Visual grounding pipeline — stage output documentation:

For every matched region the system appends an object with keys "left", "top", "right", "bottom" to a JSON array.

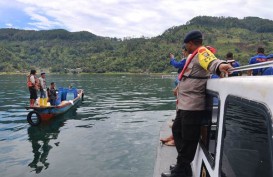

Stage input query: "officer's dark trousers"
[{"left": 172, "top": 110, "right": 204, "bottom": 165}]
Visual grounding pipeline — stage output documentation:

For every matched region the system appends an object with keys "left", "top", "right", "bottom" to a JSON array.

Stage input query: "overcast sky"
[{"left": 1, "top": 0, "right": 273, "bottom": 38}]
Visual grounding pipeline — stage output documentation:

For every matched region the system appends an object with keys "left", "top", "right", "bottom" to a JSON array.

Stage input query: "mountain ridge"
[{"left": 0, "top": 16, "right": 273, "bottom": 73}]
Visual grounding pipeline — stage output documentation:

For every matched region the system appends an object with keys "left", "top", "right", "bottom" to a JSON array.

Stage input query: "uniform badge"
[{"left": 198, "top": 47, "right": 217, "bottom": 70}]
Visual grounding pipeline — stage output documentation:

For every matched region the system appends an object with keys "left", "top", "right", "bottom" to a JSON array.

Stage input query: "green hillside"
[{"left": 0, "top": 16, "right": 273, "bottom": 73}]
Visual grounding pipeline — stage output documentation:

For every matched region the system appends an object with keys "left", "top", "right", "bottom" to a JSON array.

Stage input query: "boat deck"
[{"left": 153, "top": 119, "right": 177, "bottom": 177}]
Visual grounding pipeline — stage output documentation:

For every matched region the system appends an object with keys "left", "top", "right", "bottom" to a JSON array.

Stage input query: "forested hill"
[{"left": 1, "top": 16, "right": 273, "bottom": 73}]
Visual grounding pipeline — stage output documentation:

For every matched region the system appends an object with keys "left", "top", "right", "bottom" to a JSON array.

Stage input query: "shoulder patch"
[{"left": 198, "top": 47, "right": 217, "bottom": 70}]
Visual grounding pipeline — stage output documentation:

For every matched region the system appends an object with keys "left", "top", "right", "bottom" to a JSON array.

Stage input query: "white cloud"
[
  {"left": 24, "top": 7, "right": 62, "bottom": 29},
  {"left": 6, "top": 0, "right": 273, "bottom": 38},
  {"left": 5, "top": 23, "right": 13, "bottom": 27}
]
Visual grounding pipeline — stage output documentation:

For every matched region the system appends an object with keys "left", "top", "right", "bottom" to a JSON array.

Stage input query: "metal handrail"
[{"left": 228, "top": 60, "right": 273, "bottom": 72}]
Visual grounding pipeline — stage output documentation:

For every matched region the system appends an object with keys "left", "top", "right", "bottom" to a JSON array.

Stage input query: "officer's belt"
[{"left": 182, "top": 75, "right": 209, "bottom": 79}]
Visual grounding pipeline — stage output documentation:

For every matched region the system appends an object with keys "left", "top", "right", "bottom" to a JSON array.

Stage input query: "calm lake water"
[{"left": 0, "top": 74, "right": 176, "bottom": 177}]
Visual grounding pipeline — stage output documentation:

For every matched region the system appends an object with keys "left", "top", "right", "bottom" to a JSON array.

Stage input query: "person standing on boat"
[
  {"left": 48, "top": 82, "right": 57, "bottom": 106},
  {"left": 169, "top": 44, "right": 188, "bottom": 86},
  {"left": 161, "top": 30, "right": 232, "bottom": 177},
  {"left": 160, "top": 46, "right": 188, "bottom": 147},
  {"left": 170, "top": 45, "right": 188, "bottom": 73},
  {"left": 163, "top": 45, "right": 219, "bottom": 146},
  {"left": 247, "top": 47, "right": 267, "bottom": 76},
  {"left": 39, "top": 72, "right": 47, "bottom": 98},
  {"left": 261, "top": 54, "right": 273, "bottom": 75},
  {"left": 226, "top": 52, "right": 241, "bottom": 76},
  {"left": 27, "top": 70, "right": 38, "bottom": 107}
]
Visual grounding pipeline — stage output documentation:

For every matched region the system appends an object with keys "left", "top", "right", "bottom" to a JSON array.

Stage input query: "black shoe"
[
  {"left": 161, "top": 165, "right": 177, "bottom": 177},
  {"left": 170, "top": 164, "right": 180, "bottom": 174},
  {"left": 161, "top": 171, "right": 189, "bottom": 177},
  {"left": 161, "top": 171, "right": 171, "bottom": 177}
]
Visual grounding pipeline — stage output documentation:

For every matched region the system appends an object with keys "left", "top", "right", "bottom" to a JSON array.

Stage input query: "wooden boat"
[{"left": 26, "top": 89, "right": 84, "bottom": 126}]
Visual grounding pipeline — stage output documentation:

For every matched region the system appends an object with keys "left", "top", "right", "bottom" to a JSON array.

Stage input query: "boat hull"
[{"left": 26, "top": 89, "right": 83, "bottom": 121}]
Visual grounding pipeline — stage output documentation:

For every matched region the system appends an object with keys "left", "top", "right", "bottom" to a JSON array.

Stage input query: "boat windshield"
[{"left": 221, "top": 96, "right": 273, "bottom": 177}]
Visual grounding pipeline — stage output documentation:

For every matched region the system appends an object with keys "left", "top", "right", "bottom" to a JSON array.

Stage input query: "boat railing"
[{"left": 228, "top": 60, "right": 273, "bottom": 72}]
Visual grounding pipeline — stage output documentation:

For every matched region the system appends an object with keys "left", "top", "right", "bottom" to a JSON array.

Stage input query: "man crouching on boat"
[
  {"left": 161, "top": 30, "right": 232, "bottom": 177},
  {"left": 48, "top": 82, "right": 57, "bottom": 106}
]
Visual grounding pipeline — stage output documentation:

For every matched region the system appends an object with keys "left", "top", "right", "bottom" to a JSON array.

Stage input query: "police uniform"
[
  {"left": 262, "top": 67, "right": 273, "bottom": 75},
  {"left": 165, "top": 31, "right": 225, "bottom": 177},
  {"left": 261, "top": 54, "right": 273, "bottom": 75},
  {"left": 248, "top": 54, "right": 267, "bottom": 75}
]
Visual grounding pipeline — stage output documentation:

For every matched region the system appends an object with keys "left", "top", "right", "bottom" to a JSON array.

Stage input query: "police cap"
[{"left": 183, "top": 30, "right": 203, "bottom": 43}]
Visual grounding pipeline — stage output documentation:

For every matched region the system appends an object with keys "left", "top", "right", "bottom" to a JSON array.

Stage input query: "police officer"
[
  {"left": 247, "top": 47, "right": 267, "bottom": 76},
  {"left": 161, "top": 30, "right": 232, "bottom": 177},
  {"left": 226, "top": 52, "right": 241, "bottom": 76}
]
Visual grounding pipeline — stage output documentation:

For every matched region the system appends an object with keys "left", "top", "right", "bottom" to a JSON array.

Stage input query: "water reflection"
[{"left": 27, "top": 108, "right": 77, "bottom": 173}]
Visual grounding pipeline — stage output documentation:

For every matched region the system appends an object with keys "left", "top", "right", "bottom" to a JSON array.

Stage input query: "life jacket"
[
  {"left": 27, "top": 74, "right": 40, "bottom": 89},
  {"left": 27, "top": 75, "right": 34, "bottom": 87}
]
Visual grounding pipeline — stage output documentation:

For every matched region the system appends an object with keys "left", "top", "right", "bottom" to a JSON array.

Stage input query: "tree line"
[{"left": 0, "top": 16, "right": 273, "bottom": 73}]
